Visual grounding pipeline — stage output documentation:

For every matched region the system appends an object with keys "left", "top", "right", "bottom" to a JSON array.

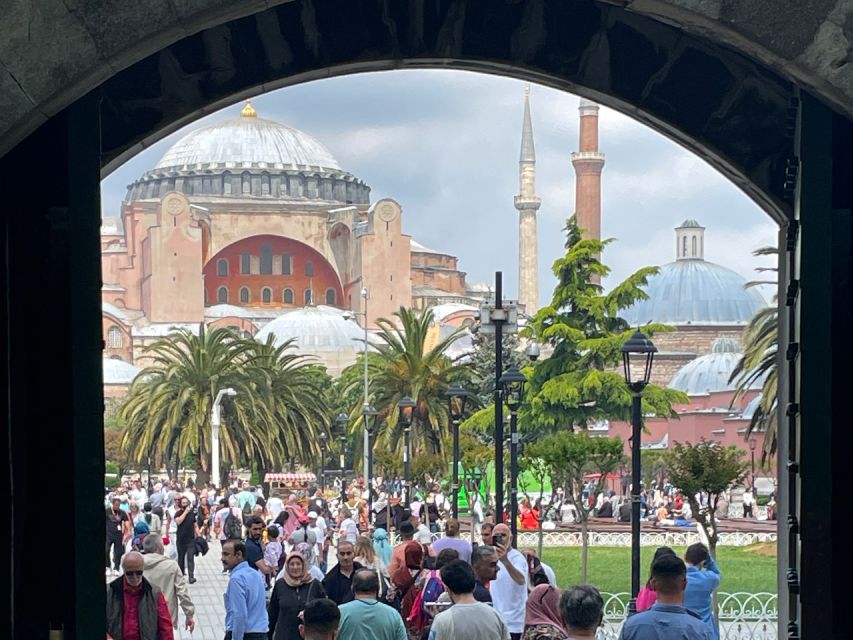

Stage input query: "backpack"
[
  {"left": 223, "top": 508, "right": 243, "bottom": 540},
  {"left": 242, "top": 500, "right": 253, "bottom": 517}
]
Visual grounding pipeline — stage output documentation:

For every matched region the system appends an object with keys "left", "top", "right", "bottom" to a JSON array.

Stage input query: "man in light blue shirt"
[
  {"left": 337, "top": 569, "right": 406, "bottom": 640},
  {"left": 683, "top": 543, "right": 722, "bottom": 640},
  {"left": 221, "top": 539, "right": 269, "bottom": 640},
  {"left": 619, "top": 554, "right": 711, "bottom": 640}
]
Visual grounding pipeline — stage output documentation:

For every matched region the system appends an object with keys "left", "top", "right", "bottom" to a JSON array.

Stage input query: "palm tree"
[
  {"left": 343, "top": 307, "right": 468, "bottom": 465},
  {"left": 729, "top": 247, "right": 778, "bottom": 460}
]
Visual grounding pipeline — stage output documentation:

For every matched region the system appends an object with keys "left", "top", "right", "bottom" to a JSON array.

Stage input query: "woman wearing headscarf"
[
  {"left": 391, "top": 540, "right": 424, "bottom": 623},
  {"left": 268, "top": 550, "right": 327, "bottom": 640},
  {"left": 523, "top": 584, "right": 569, "bottom": 640},
  {"left": 372, "top": 527, "right": 393, "bottom": 567}
]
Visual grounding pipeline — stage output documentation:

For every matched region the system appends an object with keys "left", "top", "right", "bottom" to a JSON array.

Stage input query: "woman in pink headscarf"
[
  {"left": 523, "top": 584, "right": 569, "bottom": 640},
  {"left": 282, "top": 494, "right": 304, "bottom": 538}
]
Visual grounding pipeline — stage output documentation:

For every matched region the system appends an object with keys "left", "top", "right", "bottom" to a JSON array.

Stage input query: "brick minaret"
[
  {"left": 572, "top": 99, "right": 605, "bottom": 241},
  {"left": 515, "top": 86, "right": 541, "bottom": 313}
]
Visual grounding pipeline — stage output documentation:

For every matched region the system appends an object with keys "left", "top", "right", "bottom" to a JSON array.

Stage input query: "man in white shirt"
[
  {"left": 428, "top": 559, "right": 510, "bottom": 640},
  {"left": 266, "top": 493, "right": 284, "bottom": 521},
  {"left": 307, "top": 511, "right": 328, "bottom": 569},
  {"left": 489, "top": 523, "right": 528, "bottom": 640}
]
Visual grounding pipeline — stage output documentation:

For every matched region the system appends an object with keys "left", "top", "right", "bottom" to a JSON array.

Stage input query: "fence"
[
  {"left": 598, "top": 592, "right": 778, "bottom": 640},
  {"left": 514, "top": 530, "right": 776, "bottom": 547}
]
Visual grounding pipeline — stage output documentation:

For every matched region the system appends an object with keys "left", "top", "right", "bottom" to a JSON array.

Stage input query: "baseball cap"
[{"left": 308, "top": 511, "right": 318, "bottom": 519}]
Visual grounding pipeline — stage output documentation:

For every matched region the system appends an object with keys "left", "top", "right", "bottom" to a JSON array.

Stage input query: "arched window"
[
  {"left": 283, "top": 288, "right": 294, "bottom": 304},
  {"left": 262, "top": 287, "right": 272, "bottom": 304},
  {"left": 692, "top": 235, "right": 697, "bottom": 256},
  {"left": 304, "top": 288, "right": 314, "bottom": 305},
  {"left": 107, "top": 326, "right": 123, "bottom": 349},
  {"left": 217, "top": 287, "right": 228, "bottom": 304},
  {"left": 260, "top": 244, "right": 272, "bottom": 275},
  {"left": 305, "top": 261, "right": 314, "bottom": 277},
  {"left": 682, "top": 236, "right": 687, "bottom": 257},
  {"left": 240, "top": 253, "right": 251, "bottom": 275},
  {"left": 281, "top": 253, "right": 292, "bottom": 275},
  {"left": 241, "top": 171, "right": 251, "bottom": 194},
  {"left": 217, "top": 259, "right": 228, "bottom": 276},
  {"left": 223, "top": 171, "right": 232, "bottom": 195},
  {"left": 325, "top": 288, "right": 336, "bottom": 305},
  {"left": 239, "top": 287, "right": 250, "bottom": 304}
]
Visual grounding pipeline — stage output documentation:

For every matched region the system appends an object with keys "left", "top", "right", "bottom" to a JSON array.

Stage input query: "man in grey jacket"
[{"left": 141, "top": 534, "right": 196, "bottom": 633}]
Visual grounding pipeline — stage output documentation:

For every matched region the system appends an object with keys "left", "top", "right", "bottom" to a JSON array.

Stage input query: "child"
[{"left": 263, "top": 525, "right": 283, "bottom": 589}]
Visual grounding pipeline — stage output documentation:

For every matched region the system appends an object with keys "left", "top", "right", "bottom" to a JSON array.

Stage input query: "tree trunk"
[
  {"left": 194, "top": 451, "right": 211, "bottom": 487},
  {"left": 537, "top": 517, "right": 544, "bottom": 559},
  {"left": 581, "top": 518, "right": 589, "bottom": 582}
]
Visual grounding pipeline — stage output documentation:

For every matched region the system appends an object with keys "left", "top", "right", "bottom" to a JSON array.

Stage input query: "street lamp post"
[
  {"left": 398, "top": 396, "right": 416, "bottom": 506},
  {"left": 621, "top": 330, "right": 658, "bottom": 616},
  {"left": 210, "top": 387, "right": 237, "bottom": 489},
  {"left": 364, "top": 404, "right": 378, "bottom": 522},
  {"left": 319, "top": 431, "right": 328, "bottom": 491},
  {"left": 335, "top": 413, "right": 349, "bottom": 503},
  {"left": 749, "top": 438, "right": 757, "bottom": 484},
  {"left": 445, "top": 384, "right": 471, "bottom": 520},
  {"left": 499, "top": 366, "right": 527, "bottom": 546}
]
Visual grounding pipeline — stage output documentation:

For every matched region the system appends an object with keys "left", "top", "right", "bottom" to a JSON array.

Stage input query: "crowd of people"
[{"left": 105, "top": 476, "right": 726, "bottom": 640}]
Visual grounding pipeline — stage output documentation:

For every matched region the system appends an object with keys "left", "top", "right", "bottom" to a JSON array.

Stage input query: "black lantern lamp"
[
  {"left": 620, "top": 329, "right": 657, "bottom": 616},
  {"left": 621, "top": 330, "right": 658, "bottom": 392},
  {"left": 363, "top": 404, "right": 378, "bottom": 519},
  {"left": 318, "top": 431, "right": 328, "bottom": 491},
  {"left": 499, "top": 365, "right": 527, "bottom": 545},
  {"left": 398, "top": 396, "right": 416, "bottom": 505},
  {"left": 445, "top": 384, "right": 470, "bottom": 518}
]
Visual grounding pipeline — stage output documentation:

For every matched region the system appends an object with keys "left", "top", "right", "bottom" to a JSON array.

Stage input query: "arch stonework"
[{"left": 2, "top": 2, "right": 853, "bottom": 639}]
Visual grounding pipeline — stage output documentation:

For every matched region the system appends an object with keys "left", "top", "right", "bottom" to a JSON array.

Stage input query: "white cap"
[{"left": 308, "top": 511, "right": 318, "bottom": 519}]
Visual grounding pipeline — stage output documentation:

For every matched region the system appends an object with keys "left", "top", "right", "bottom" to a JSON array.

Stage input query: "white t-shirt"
[
  {"left": 340, "top": 518, "right": 358, "bottom": 543},
  {"left": 490, "top": 549, "right": 528, "bottom": 633},
  {"left": 267, "top": 496, "right": 284, "bottom": 520},
  {"left": 428, "top": 602, "right": 511, "bottom": 640}
]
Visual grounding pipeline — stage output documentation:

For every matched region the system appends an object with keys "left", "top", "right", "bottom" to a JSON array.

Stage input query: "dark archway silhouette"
[{"left": 2, "top": 2, "right": 852, "bottom": 638}]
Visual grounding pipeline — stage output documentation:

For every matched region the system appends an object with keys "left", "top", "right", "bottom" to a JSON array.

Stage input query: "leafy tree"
[
  {"left": 525, "top": 430, "right": 624, "bottom": 581},
  {"left": 729, "top": 247, "right": 778, "bottom": 461},
  {"left": 525, "top": 216, "right": 687, "bottom": 431},
  {"left": 342, "top": 307, "right": 467, "bottom": 466},
  {"left": 458, "top": 425, "right": 494, "bottom": 508},
  {"left": 664, "top": 439, "right": 747, "bottom": 556},
  {"left": 467, "top": 332, "right": 526, "bottom": 407},
  {"left": 519, "top": 452, "right": 559, "bottom": 558}
]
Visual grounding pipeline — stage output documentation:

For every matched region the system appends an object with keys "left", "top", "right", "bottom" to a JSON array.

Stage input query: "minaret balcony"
[{"left": 514, "top": 195, "right": 541, "bottom": 210}]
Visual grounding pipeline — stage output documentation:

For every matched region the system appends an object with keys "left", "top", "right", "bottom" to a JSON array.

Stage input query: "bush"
[
  {"left": 757, "top": 495, "right": 770, "bottom": 506},
  {"left": 105, "top": 462, "right": 120, "bottom": 488}
]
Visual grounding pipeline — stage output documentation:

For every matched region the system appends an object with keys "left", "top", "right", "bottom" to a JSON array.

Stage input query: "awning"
[{"left": 264, "top": 472, "right": 317, "bottom": 482}]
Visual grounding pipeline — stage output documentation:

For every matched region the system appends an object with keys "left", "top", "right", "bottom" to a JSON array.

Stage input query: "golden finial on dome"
[{"left": 241, "top": 100, "right": 257, "bottom": 118}]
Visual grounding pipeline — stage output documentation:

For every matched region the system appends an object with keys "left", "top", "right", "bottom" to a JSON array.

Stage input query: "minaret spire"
[{"left": 515, "top": 85, "right": 541, "bottom": 313}]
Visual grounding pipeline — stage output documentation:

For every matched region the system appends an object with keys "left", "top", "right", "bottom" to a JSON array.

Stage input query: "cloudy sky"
[{"left": 101, "top": 69, "right": 779, "bottom": 303}]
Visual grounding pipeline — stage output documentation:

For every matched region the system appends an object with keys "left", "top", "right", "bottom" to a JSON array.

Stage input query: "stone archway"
[{"left": 3, "top": 2, "right": 853, "bottom": 638}]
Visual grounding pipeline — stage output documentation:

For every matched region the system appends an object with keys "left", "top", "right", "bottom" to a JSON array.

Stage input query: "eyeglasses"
[{"left": 124, "top": 570, "right": 143, "bottom": 577}]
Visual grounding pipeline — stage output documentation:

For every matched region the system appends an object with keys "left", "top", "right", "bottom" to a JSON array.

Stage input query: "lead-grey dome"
[
  {"left": 103, "top": 357, "right": 141, "bottom": 384},
  {"left": 255, "top": 305, "right": 364, "bottom": 352},
  {"left": 669, "top": 337, "right": 762, "bottom": 394},
  {"left": 155, "top": 103, "right": 341, "bottom": 171}
]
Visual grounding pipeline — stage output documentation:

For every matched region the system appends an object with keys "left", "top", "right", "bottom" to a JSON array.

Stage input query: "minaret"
[
  {"left": 515, "top": 86, "right": 541, "bottom": 313},
  {"left": 571, "top": 99, "right": 605, "bottom": 240}
]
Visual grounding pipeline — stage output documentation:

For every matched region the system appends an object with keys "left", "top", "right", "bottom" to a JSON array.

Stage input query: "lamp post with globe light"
[{"left": 621, "top": 329, "right": 657, "bottom": 615}]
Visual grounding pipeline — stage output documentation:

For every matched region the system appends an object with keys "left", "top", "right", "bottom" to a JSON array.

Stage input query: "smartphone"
[{"left": 492, "top": 533, "right": 505, "bottom": 547}]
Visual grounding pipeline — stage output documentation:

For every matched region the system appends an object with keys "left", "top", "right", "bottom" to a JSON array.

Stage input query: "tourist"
[
  {"left": 388, "top": 521, "right": 416, "bottom": 577},
  {"left": 173, "top": 495, "right": 199, "bottom": 584},
  {"left": 106, "top": 551, "right": 174, "bottom": 640},
  {"left": 289, "top": 513, "right": 319, "bottom": 549},
  {"left": 338, "top": 569, "right": 407, "bottom": 640},
  {"left": 470, "top": 492, "right": 485, "bottom": 541},
  {"left": 471, "top": 544, "right": 500, "bottom": 603},
  {"left": 480, "top": 521, "right": 494, "bottom": 547},
  {"left": 323, "top": 540, "right": 363, "bottom": 605},
  {"left": 618, "top": 555, "right": 711, "bottom": 640},
  {"left": 373, "top": 527, "right": 393, "bottom": 567},
  {"left": 430, "top": 518, "right": 472, "bottom": 563},
  {"left": 742, "top": 485, "right": 755, "bottom": 519},
  {"left": 264, "top": 525, "right": 284, "bottom": 586},
  {"left": 523, "top": 584, "right": 568, "bottom": 640},
  {"left": 300, "top": 598, "right": 341, "bottom": 640},
  {"left": 490, "top": 523, "right": 529, "bottom": 640},
  {"left": 245, "top": 515, "right": 274, "bottom": 577},
  {"left": 221, "top": 539, "right": 269, "bottom": 639},
  {"left": 390, "top": 538, "right": 425, "bottom": 622},
  {"left": 558, "top": 585, "right": 603, "bottom": 640},
  {"left": 106, "top": 497, "right": 131, "bottom": 576},
  {"left": 427, "top": 559, "right": 511, "bottom": 640},
  {"left": 309, "top": 510, "right": 329, "bottom": 569},
  {"left": 338, "top": 507, "right": 359, "bottom": 544},
  {"left": 408, "top": 549, "right": 459, "bottom": 635},
  {"left": 683, "top": 543, "right": 721, "bottom": 640},
  {"left": 142, "top": 502, "right": 162, "bottom": 536},
  {"left": 215, "top": 497, "right": 244, "bottom": 542},
  {"left": 267, "top": 492, "right": 285, "bottom": 522},
  {"left": 522, "top": 547, "right": 556, "bottom": 587},
  {"left": 140, "top": 534, "right": 196, "bottom": 633},
  {"left": 268, "top": 550, "right": 327, "bottom": 640},
  {"left": 636, "top": 546, "right": 677, "bottom": 612}
]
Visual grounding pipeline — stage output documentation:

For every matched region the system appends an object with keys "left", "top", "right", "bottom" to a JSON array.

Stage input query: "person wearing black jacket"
[
  {"left": 269, "top": 551, "right": 327, "bottom": 640},
  {"left": 174, "top": 496, "right": 199, "bottom": 584}
]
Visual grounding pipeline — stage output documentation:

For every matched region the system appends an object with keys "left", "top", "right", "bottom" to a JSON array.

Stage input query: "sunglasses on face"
[{"left": 125, "top": 570, "right": 143, "bottom": 577}]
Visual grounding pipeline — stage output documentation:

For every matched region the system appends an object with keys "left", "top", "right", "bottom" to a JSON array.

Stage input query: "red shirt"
[{"left": 122, "top": 580, "right": 174, "bottom": 640}]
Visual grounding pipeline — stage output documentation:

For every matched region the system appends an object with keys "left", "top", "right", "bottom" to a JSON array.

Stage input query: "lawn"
[{"left": 540, "top": 544, "right": 777, "bottom": 594}]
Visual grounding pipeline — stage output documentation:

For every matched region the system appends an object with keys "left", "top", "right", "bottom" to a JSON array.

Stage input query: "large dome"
[
  {"left": 155, "top": 104, "right": 341, "bottom": 171},
  {"left": 621, "top": 220, "right": 767, "bottom": 326}
]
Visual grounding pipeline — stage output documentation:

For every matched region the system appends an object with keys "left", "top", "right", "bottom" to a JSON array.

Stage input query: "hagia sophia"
[{"left": 101, "top": 91, "right": 772, "bottom": 458}]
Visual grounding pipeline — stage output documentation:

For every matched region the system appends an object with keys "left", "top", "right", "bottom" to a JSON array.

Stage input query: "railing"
[{"left": 597, "top": 592, "right": 778, "bottom": 640}]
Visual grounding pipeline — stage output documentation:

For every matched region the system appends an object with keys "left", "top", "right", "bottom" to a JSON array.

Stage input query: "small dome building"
[
  {"left": 669, "top": 336, "right": 762, "bottom": 395},
  {"left": 620, "top": 220, "right": 768, "bottom": 386}
]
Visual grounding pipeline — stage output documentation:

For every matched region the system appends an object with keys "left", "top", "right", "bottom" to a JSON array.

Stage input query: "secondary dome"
[
  {"left": 255, "top": 305, "right": 366, "bottom": 352},
  {"left": 621, "top": 221, "right": 766, "bottom": 326},
  {"left": 669, "top": 337, "right": 761, "bottom": 394},
  {"left": 155, "top": 102, "right": 341, "bottom": 171},
  {"left": 103, "top": 357, "right": 141, "bottom": 385}
]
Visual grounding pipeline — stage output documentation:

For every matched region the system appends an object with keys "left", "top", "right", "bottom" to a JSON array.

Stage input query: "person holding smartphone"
[{"left": 489, "top": 524, "right": 529, "bottom": 640}]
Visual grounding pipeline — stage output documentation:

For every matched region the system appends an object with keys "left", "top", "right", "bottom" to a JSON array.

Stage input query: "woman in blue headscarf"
[{"left": 372, "top": 527, "right": 392, "bottom": 567}]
